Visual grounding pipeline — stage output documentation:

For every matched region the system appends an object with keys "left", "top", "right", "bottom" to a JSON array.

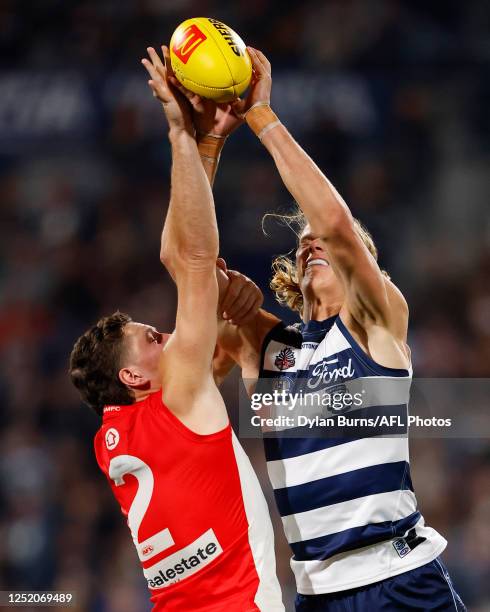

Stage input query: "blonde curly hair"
[{"left": 266, "top": 207, "right": 387, "bottom": 316}]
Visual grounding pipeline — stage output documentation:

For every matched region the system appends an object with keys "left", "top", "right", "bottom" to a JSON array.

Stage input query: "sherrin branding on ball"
[{"left": 170, "top": 17, "right": 252, "bottom": 103}]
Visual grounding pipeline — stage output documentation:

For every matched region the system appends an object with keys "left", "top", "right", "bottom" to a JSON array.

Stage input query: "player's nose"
[{"left": 309, "top": 240, "right": 324, "bottom": 253}]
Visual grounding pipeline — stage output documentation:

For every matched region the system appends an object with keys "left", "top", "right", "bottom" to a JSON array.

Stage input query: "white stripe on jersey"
[
  {"left": 267, "top": 437, "right": 409, "bottom": 490},
  {"left": 292, "top": 516, "right": 448, "bottom": 595},
  {"left": 231, "top": 433, "right": 285, "bottom": 611},
  {"left": 282, "top": 489, "right": 418, "bottom": 544}
]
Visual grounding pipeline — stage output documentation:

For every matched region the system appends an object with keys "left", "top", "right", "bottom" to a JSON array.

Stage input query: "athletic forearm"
[
  {"left": 198, "top": 133, "right": 226, "bottom": 187},
  {"left": 233, "top": 46, "right": 352, "bottom": 238},
  {"left": 161, "top": 129, "right": 219, "bottom": 266},
  {"left": 259, "top": 119, "right": 352, "bottom": 237}
]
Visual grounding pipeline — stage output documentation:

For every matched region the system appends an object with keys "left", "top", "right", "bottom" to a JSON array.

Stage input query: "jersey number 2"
[{"left": 109, "top": 455, "right": 175, "bottom": 562}]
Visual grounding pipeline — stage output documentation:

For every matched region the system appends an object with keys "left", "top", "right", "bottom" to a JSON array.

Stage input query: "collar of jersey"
[
  {"left": 102, "top": 396, "right": 146, "bottom": 420},
  {"left": 301, "top": 314, "right": 338, "bottom": 338}
]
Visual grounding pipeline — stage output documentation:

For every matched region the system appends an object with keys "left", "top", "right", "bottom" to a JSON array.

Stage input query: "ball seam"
[
  {"left": 178, "top": 74, "right": 250, "bottom": 91},
  {"left": 197, "top": 18, "right": 235, "bottom": 89}
]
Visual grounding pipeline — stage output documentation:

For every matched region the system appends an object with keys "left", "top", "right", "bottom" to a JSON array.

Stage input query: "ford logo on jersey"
[{"left": 307, "top": 357, "right": 355, "bottom": 390}]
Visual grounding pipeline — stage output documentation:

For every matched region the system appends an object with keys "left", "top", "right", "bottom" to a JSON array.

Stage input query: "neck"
[
  {"left": 302, "top": 293, "right": 343, "bottom": 324},
  {"left": 132, "top": 382, "right": 161, "bottom": 404}
]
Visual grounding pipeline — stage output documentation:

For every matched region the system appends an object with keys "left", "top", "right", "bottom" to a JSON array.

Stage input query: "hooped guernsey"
[
  {"left": 258, "top": 314, "right": 447, "bottom": 595},
  {"left": 94, "top": 390, "right": 284, "bottom": 611}
]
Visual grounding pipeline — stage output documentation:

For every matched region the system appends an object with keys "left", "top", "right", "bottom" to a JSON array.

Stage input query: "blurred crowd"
[{"left": 0, "top": 1, "right": 489, "bottom": 610}]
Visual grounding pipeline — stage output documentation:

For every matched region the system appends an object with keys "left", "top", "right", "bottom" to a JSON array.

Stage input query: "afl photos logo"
[
  {"left": 172, "top": 24, "right": 207, "bottom": 64},
  {"left": 105, "top": 428, "right": 120, "bottom": 451}
]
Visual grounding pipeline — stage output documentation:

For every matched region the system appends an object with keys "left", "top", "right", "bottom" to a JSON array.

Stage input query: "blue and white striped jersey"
[{"left": 258, "top": 315, "right": 447, "bottom": 594}]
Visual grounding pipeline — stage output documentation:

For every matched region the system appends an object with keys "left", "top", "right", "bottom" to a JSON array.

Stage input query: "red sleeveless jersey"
[{"left": 94, "top": 391, "right": 284, "bottom": 611}]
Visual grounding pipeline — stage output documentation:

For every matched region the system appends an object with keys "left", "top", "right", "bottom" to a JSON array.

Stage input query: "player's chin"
[
  {"left": 301, "top": 267, "right": 331, "bottom": 291},
  {"left": 303, "top": 265, "right": 330, "bottom": 281}
]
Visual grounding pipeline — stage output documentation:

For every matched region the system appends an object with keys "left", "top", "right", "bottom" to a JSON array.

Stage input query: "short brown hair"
[
  {"left": 266, "top": 207, "right": 387, "bottom": 316},
  {"left": 69, "top": 312, "right": 135, "bottom": 416}
]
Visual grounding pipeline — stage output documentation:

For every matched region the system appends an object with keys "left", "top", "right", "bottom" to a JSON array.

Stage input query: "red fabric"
[{"left": 94, "top": 391, "right": 260, "bottom": 611}]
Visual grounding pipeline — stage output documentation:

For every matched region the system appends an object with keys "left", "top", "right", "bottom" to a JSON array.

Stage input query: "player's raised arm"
[
  {"left": 159, "top": 64, "right": 281, "bottom": 386},
  {"left": 160, "top": 45, "right": 244, "bottom": 187},
  {"left": 237, "top": 48, "right": 404, "bottom": 334},
  {"left": 150, "top": 53, "right": 272, "bottom": 386},
  {"left": 141, "top": 47, "right": 223, "bottom": 415}
]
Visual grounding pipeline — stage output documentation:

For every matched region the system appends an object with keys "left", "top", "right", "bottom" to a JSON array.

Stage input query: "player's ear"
[{"left": 119, "top": 367, "right": 146, "bottom": 389}]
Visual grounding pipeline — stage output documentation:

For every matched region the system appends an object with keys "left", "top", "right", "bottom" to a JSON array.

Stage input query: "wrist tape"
[
  {"left": 244, "top": 102, "right": 281, "bottom": 141},
  {"left": 197, "top": 133, "right": 227, "bottom": 161}
]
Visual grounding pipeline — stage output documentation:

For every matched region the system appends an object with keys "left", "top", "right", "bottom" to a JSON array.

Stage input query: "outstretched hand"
[
  {"left": 142, "top": 45, "right": 272, "bottom": 138},
  {"left": 159, "top": 46, "right": 243, "bottom": 138},
  {"left": 141, "top": 46, "right": 194, "bottom": 135},
  {"left": 232, "top": 47, "right": 272, "bottom": 118}
]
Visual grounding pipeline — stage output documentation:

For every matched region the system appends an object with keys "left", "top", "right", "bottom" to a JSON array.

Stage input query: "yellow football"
[{"left": 169, "top": 17, "right": 252, "bottom": 103}]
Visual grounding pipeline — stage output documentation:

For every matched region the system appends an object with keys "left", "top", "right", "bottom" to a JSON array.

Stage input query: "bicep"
[
  {"left": 162, "top": 268, "right": 219, "bottom": 393},
  {"left": 213, "top": 343, "right": 236, "bottom": 387},
  {"left": 325, "top": 222, "right": 391, "bottom": 328}
]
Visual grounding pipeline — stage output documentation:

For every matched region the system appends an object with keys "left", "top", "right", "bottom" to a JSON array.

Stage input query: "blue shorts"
[{"left": 295, "top": 557, "right": 466, "bottom": 611}]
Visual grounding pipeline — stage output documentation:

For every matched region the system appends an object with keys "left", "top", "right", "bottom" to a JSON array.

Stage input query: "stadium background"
[{"left": 0, "top": 0, "right": 489, "bottom": 610}]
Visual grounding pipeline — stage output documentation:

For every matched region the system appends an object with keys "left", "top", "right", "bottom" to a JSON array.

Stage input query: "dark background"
[{"left": 0, "top": 1, "right": 489, "bottom": 610}]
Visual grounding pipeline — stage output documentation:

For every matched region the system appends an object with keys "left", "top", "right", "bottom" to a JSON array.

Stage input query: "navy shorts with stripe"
[{"left": 295, "top": 557, "right": 466, "bottom": 611}]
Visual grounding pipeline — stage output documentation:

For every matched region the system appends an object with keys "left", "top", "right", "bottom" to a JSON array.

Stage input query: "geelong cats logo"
[{"left": 274, "top": 347, "right": 296, "bottom": 371}]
